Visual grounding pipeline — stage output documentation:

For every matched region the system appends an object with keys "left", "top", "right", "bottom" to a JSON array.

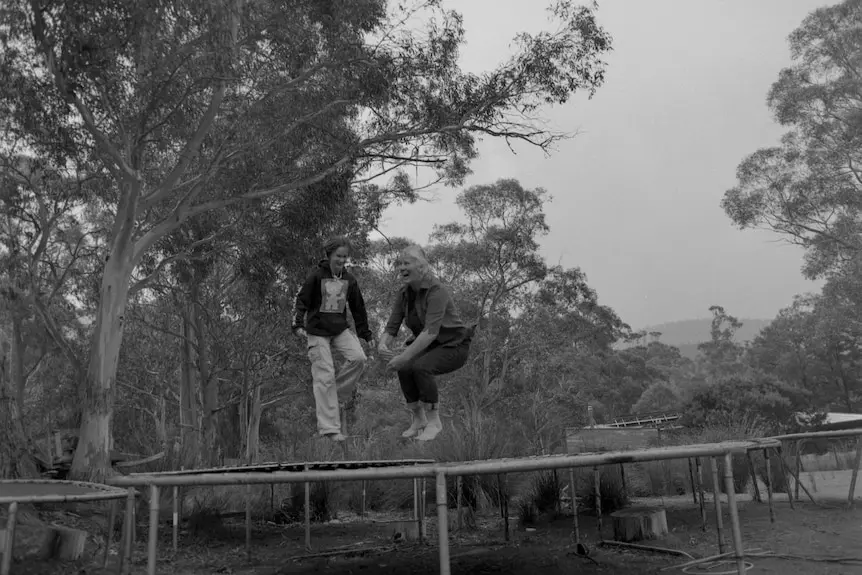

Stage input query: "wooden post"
[
  {"left": 695, "top": 458, "right": 707, "bottom": 532},
  {"left": 593, "top": 466, "right": 602, "bottom": 538},
  {"left": 848, "top": 436, "right": 862, "bottom": 508},
  {"left": 1, "top": 502, "right": 18, "bottom": 575},
  {"left": 764, "top": 448, "right": 775, "bottom": 523},
  {"left": 688, "top": 458, "right": 698, "bottom": 505},
  {"left": 147, "top": 485, "right": 159, "bottom": 575},
  {"left": 746, "top": 451, "right": 762, "bottom": 503},
  {"left": 722, "top": 452, "right": 747, "bottom": 575},
  {"left": 569, "top": 468, "right": 580, "bottom": 543},
  {"left": 709, "top": 457, "right": 725, "bottom": 554},
  {"left": 360, "top": 480, "right": 367, "bottom": 517}
]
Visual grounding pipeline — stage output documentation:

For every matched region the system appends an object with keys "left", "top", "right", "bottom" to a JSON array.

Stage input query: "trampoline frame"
[
  {"left": 108, "top": 440, "right": 781, "bottom": 575},
  {"left": 0, "top": 479, "right": 131, "bottom": 575},
  {"left": 4, "top": 430, "right": 860, "bottom": 575}
]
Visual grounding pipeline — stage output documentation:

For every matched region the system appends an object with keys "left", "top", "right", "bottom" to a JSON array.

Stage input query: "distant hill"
[{"left": 627, "top": 317, "right": 773, "bottom": 360}]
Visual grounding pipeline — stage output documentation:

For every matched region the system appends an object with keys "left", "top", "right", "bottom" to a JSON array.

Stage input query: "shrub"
[{"left": 576, "top": 466, "right": 628, "bottom": 515}]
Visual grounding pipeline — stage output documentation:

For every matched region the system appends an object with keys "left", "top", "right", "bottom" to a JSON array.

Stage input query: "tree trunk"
[
  {"left": 0, "top": 341, "right": 39, "bottom": 479},
  {"left": 179, "top": 304, "right": 200, "bottom": 464},
  {"left": 191, "top": 281, "right": 219, "bottom": 465},
  {"left": 11, "top": 313, "right": 26, "bottom": 413},
  {"left": 246, "top": 378, "right": 262, "bottom": 465},
  {"left": 69, "top": 256, "right": 133, "bottom": 482}
]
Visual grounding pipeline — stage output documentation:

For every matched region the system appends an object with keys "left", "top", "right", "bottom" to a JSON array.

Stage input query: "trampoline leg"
[
  {"left": 765, "top": 448, "right": 775, "bottom": 523},
  {"left": 245, "top": 484, "right": 252, "bottom": 558},
  {"left": 848, "top": 436, "right": 862, "bottom": 508},
  {"left": 304, "top": 464, "right": 311, "bottom": 551},
  {"left": 120, "top": 489, "right": 135, "bottom": 575},
  {"left": 1, "top": 502, "right": 18, "bottom": 575},
  {"left": 172, "top": 484, "right": 179, "bottom": 552},
  {"left": 104, "top": 500, "right": 117, "bottom": 568},
  {"left": 436, "top": 472, "right": 450, "bottom": 575},
  {"left": 723, "top": 452, "right": 747, "bottom": 575},
  {"left": 420, "top": 478, "right": 427, "bottom": 542},
  {"left": 709, "top": 456, "right": 726, "bottom": 554},
  {"left": 148, "top": 485, "right": 159, "bottom": 575}
]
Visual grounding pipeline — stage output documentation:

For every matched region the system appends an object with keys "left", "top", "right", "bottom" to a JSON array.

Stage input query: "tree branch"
[{"left": 140, "top": 81, "right": 228, "bottom": 211}]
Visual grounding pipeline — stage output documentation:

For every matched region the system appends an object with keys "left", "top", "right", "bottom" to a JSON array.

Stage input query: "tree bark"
[
  {"left": 0, "top": 341, "right": 39, "bottom": 479},
  {"left": 246, "top": 376, "right": 262, "bottom": 464},
  {"left": 69, "top": 254, "right": 133, "bottom": 482},
  {"left": 191, "top": 280, "right": 218, "bottom": 465},
  {"left": 11, "top": 313, "right": 26, "bottom": 413},
  {"left": 179, "top": 304, "right": 200, "bottom": 464}
]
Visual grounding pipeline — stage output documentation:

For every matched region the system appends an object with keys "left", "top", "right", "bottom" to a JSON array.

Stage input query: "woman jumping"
[
  {"left": 293, "top": 236, "right": 375, "bottom": 441},
  {"left": 378, "top": 244, "right": 473, "bottom": 441}
]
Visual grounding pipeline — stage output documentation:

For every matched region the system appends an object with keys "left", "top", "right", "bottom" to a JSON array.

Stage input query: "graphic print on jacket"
[{"left": 321, "top": 278, "right": 348, "bottom": 313}]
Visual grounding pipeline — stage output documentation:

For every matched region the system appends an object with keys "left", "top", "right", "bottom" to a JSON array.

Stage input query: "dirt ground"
[{"left": 9, "top": 493, "right": 862, "bottom": 575}]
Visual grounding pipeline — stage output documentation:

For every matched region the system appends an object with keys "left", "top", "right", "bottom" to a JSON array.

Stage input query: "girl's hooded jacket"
[{"left": 292, "top": 259, "right": 373, "bottom": 342}]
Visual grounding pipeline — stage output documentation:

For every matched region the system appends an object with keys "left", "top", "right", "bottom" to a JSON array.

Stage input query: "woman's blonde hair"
[{"left": 400, "top": 244, "right": 429, "bottom": 272}]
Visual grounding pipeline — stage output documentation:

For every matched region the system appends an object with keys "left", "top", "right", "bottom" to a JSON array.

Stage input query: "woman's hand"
[{"left": 386, "top": 353, "right": 409, "bottom": 372}]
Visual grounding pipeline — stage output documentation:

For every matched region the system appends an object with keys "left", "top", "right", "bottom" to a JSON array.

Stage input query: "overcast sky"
[{"left": 377, "top": 0, "right": 828, "bottom": 330}]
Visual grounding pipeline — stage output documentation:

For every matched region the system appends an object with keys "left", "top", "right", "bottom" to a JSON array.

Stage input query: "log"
[
  {"left": 388, "top": 520, "right": 419, "bottom": 542},
  {"left": 610, "top": 507, "right": 668, "bottom": 543},
  {"left": 0, "top": 524, "right": 87, "bottom": 562},
  {"left": 39, "top": 525, "right": 87, "bottom": 560}
]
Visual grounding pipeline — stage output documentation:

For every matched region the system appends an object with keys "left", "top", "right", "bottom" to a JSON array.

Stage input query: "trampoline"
[
  {"left": 126, "top": 458, "right": 438, "bottom": 567},
  {"left": 127, "top": 458, "right": 436, "bottom": 476},
  {"left": 0, "top": 479, "right": 133, "bottom": 575}
]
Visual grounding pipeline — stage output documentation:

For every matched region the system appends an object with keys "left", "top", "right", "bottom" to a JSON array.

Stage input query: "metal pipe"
[
  {"left": 777, "top": 444, "right": 794, "bottom": 510},
  {"left": 848, "top": 436, "right": 862, "bottom": 507},
  {"left": 764, "top": 448, "right": 775, "bottom": 523},
  {"left": 687, "top": 458, "right": 697, "bottom": 505},
  {"left": 420, "top": 478, "right": 427, "bottom": 542},
  {"left": 106, "top": 441, "right": 779, "bottom": 488},
  {"left": 172, "top": 484, "right": 179, "bottom": 552},
  {"left": 456, "top": 475, "right": 463, "bottom": 538},
  {"left": 147, "top": 485, "right": 159, "bottom": 575},
  {"left": 593, "top": 466, "right": 602, "bottom": 538},
  {"left": 304, "top": 465, "right": 311, "bottom": 551},
  {"left": 709, "top": 457, "right": 725, "bottom": 554},
  {"left": 1, "top": 501, "right": 18, "bottom": 575},
  {"left": 436, "top": 472, "right": 451, "bottom": 575},
  {"left": 568, "top": 467, "right": 579, "bottom": 543},
  {"left": 695, "top": 458, "right": 706, "bottom": 532},
  {"left": 770, "top": 428, "right": 862, "bottom": 442},
  {"left": 245, "top": 484, "right": 252, "bottom": 557},
  {"left": 121, "top": 489, "right": 135, "bottom": 575},
  {"left": 794, "top": 440, "right": 804, "bottom": 502},
  {"left": 745, "top": 452, "right": 761, "bottom": 503},
  {"left": 104, "top": 500, "right": 117, "bottom": 568},
  {"left": 722, "top": 452, "right": 747, "bottom": 575}
]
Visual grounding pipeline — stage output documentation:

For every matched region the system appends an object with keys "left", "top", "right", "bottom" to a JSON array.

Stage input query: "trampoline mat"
[
  {"left": 0, "top": 480, "right": 127, "bottom": 503},
  {"left": 134, "top": 458, "right": 437, "bottom": 476}
]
